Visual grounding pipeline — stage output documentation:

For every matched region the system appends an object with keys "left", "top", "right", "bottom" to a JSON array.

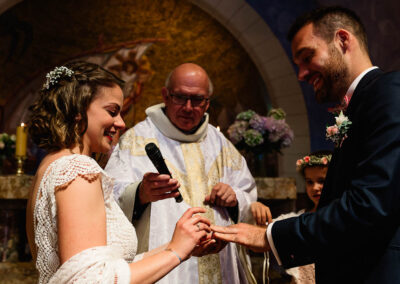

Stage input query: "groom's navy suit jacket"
[{"left": 272, "top": 68, "right": 400, "bottom": 283}]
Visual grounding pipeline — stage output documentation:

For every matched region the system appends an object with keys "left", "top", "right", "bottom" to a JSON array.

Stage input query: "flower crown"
[
  {"left": 296, "top": 154, "right": 332, "bottom": 172},
  {"left": 43, "top": 66, "right": 74, "bottom": 90}
]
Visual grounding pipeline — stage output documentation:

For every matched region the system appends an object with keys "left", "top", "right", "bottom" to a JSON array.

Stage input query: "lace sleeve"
[
  {"left": 50, "top": 154, "right": 114, "bottom": 202},
  {"left": 50, "top": 155, "right": 103, "bottom": 191},
  {"left": 40, "top": 155, "right": 103, "bottom": 223},
  {"left": 35, "top": 154, "right": 133, "bottom": 284}
]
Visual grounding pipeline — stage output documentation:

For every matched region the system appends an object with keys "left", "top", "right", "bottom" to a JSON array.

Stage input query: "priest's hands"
[
  {"left": 139, "top": 172, "right": 181, "bottom": 204},
  {"left": 251, "top": 202, "right": 272, "bottom": 225},
  {"left": 204, "top": 182, "right": 238, "bottom": 207},
  {"left": 211, "top": 223, "right": 271, "bottom": 253}
]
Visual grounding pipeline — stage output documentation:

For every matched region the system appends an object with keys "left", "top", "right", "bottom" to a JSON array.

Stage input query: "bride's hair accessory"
[{"left": 43, "top": 66, "right": 74, "bottom": 89}]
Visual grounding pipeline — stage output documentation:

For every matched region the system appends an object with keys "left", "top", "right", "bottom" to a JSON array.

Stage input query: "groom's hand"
[{"left": 211, "top": 223, "right": 270, "bottom": 253}]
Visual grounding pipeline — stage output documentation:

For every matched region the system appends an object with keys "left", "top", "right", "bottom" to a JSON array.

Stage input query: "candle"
[
  {"left": 16, "top": 123, "right": 27, "bottom": 156},
  {"left": 216, "top": 126, "right": 220, "bottom": 132}
]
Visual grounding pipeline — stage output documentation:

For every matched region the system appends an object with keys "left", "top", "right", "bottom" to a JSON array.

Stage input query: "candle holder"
[{"left": 15, "top": 156, "right": 26, "bottom": 176}]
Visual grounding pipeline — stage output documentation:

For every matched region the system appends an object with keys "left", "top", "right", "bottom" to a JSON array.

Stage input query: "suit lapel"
[
  {"left": 318, "top": 68, "right": 384, "bottom": 208},
  {"left": 345, "top": 68, "right": 383, "bottom": 118}
]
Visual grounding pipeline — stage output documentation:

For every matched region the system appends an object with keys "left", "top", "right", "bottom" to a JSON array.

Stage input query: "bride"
[{"left": 25, "top": 61, "right": 213, "bottom": 283}]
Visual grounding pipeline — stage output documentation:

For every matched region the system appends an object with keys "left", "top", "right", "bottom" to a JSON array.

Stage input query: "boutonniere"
[{"left": 326, "top": 111, "right": 352, "bottom": 148}]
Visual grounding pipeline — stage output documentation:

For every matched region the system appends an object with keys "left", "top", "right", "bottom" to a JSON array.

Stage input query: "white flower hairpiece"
[{"left": 43, "top": 66, "right": 74, "bottom": 89}]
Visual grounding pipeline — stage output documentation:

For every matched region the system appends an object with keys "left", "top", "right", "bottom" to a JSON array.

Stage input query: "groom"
[{"left": 212, "top": 6, "right": 400, "bottom": 283}]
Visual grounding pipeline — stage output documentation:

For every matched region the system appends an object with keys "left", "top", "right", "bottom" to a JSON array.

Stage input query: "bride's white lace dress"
[{"left": 33, "top": 154, "right": 138, "bottom": 283}]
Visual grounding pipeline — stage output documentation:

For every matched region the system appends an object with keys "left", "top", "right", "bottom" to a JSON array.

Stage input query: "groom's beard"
[{"left": 315, "top": 45, "right": 350, "bottom": 104}]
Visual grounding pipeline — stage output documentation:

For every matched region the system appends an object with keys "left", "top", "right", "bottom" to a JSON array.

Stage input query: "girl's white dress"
[{"left": 33, "top": 154, "right": 138, "bottom": 283}]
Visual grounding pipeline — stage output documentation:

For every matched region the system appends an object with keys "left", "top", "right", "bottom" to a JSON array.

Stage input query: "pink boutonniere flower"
[{"left": 326, "top": 111, "right": 352, "bottom": 148}]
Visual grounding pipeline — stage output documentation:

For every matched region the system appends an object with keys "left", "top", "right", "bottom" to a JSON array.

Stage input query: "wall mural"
[
  {"left": 0, "top": 0, "right": 270, "bottom": 136},
  {"left": 3, "top": 39, "right": 161, "bottom": 132}
]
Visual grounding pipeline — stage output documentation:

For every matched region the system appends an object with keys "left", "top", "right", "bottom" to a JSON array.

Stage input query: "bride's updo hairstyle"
[{"left": 28, "top": 61, "right": 124, "bottom": 152}]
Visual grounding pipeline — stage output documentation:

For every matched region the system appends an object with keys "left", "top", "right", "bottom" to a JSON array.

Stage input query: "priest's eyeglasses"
[{"left": 168, "top": 93, "right": 209, "bottom": 107}]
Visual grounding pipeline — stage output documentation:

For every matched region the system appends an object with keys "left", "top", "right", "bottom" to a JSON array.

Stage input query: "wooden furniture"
[
  {"left": 0, "top": 174, "right": 37, "bottom": 283},
  {"left": 255, "top": 176, "right": 297, "bottom": 217},
  {"left": 0, "top": 262, "right": 37, "bottom": 284},
  {"left": 0, "top": 174, "right": 33, "bottom": 199}
]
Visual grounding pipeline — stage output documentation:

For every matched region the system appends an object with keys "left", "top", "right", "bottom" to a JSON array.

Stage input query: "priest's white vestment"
[{"left": 105, "top": 104, "right": 257, "bottom": 284}]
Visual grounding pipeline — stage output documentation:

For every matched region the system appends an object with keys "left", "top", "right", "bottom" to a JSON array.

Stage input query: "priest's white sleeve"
[
  {"left": 230, "top": 155, "right": 257, "bottom": 223},
  {"left": 105, "top": 143, "right": 141, "bottom": 202}
]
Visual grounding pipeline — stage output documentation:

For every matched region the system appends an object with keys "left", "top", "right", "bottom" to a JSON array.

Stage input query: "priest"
[{"left": 105, "top": 63, "right": 257, "bottom": 284}]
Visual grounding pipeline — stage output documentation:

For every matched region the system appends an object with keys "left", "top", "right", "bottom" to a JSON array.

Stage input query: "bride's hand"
[
  {"left": 168, "top": 207, "right": 211, "bottom": 261},
  {"left": 192, "top": 236, "right": 227, "bottom": 256}
]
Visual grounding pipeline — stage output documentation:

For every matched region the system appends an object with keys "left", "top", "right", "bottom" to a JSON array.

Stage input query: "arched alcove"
[
  {"left": 0, "top": 0, "right": 310, "bottom": 189},
  {"left": 191, "top": 0, "right": 310, "bottom": 188}
]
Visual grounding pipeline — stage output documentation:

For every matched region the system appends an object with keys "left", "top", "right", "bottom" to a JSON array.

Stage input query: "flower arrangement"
[
  {"left": 326, "top": 111, "right": 352, "bottom": 147},
  {"left": 227, "top": 108, "right": 294, "bottom": 155},
  {"left": 296, "top": 153, "right": 332, "bottom": 172},
  {"left": 0, "top": 133, "right": 16, "bottom": 173},
  {"left": 0, "top": 133, "right": 16, "bottom": 161}
]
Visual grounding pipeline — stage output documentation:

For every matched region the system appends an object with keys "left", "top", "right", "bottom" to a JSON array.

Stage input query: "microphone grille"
[{"left": 145, "top": 142, "right": 162, "bottom": 159}]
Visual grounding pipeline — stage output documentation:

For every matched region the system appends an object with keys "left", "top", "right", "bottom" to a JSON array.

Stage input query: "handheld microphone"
[{"left": 145, "top": 142, "right": 183, "bottom": 203}]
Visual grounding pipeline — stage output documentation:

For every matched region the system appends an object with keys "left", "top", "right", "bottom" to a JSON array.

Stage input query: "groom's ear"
[{"left": 335, "top": 29, "right": 351, "bottom": 54}]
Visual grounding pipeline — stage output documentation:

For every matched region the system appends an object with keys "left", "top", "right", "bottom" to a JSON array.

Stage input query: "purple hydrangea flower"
[
  {"left": 227, "top": 121, "right": 249, "bottom": 144},
  {"left": 227, "top": 108, "right": 294, "bottom": 153},
  {"left": 281, "top": 127, "right": 294, "bottom": 147},
  {"left": 266, "top": 119, "right": 292, "bottom": 144},
  {"left": 263, "top": 117, "right": 276, "bottom": 133},
  {"left": 249, "top": 114, "right": 268, "bottom": 134}
]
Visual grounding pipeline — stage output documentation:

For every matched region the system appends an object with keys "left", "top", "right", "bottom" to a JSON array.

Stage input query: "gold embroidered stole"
[
  {"left": 119, "top": 129, "right": 158, "bottom": 156},
  {"left": 121, "top": 128, "right": 245, "bottom": 284},
  {"left": 179, "top": 143, "right": 221, "bottom": 284},
  {"left": 170, "top": 142, "right": 243, "bottom": 284}
]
